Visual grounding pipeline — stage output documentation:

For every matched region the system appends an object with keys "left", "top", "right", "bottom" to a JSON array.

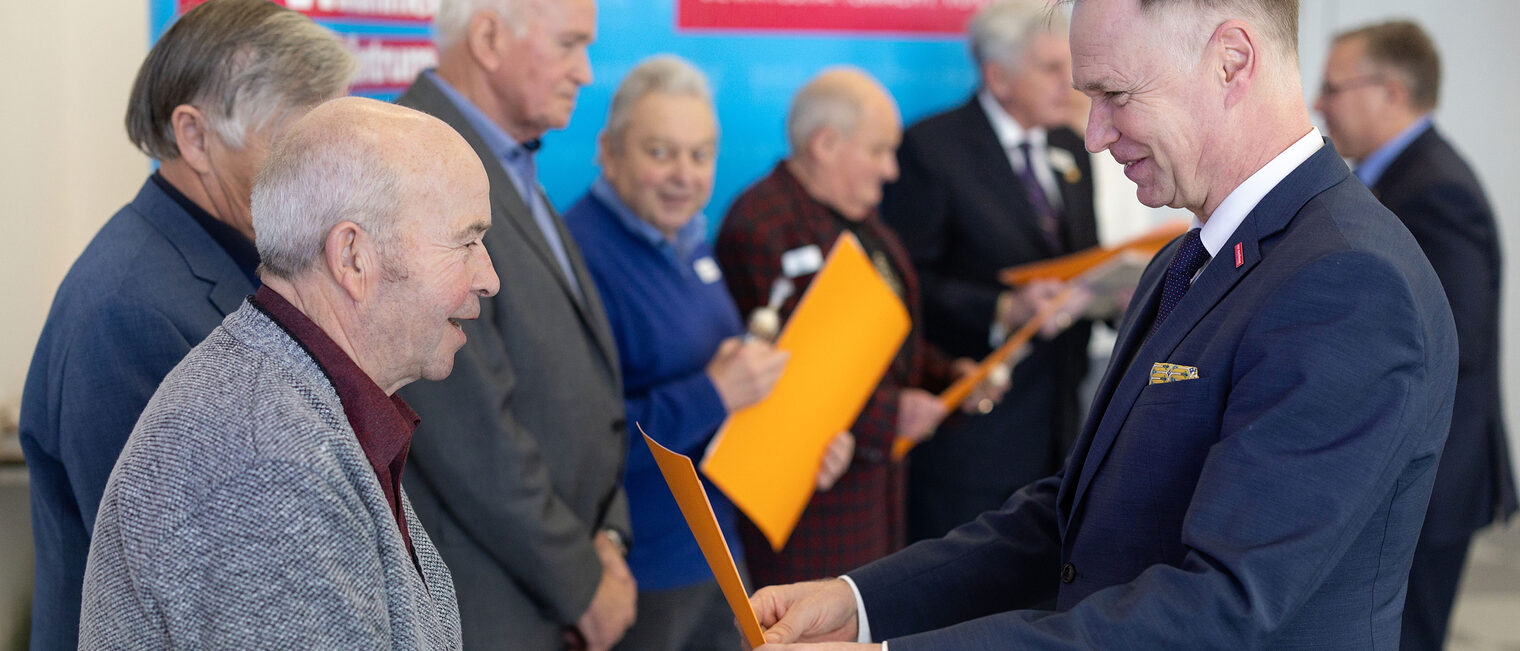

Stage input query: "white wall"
[
  {"left": 0, "top": 0, "right": 150, "bottom": 415},
  {"left": 1299, "top": 1, "right": 1520, "bottom": 485}
]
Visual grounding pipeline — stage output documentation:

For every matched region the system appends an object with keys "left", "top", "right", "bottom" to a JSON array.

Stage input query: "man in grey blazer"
[
  {"left": 81, "top": 97, "right": 498, "bottom": 649},
  {"left": 394, "top": 1, "right": 636, "bottom": 649}
]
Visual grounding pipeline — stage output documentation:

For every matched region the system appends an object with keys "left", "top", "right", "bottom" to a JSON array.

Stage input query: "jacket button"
[
  {"left": 612, "top": 418, "right": 627, "bottom": 433},
  {"left": 1060, "top": 563, "right": 1076, "bottom": 584}
]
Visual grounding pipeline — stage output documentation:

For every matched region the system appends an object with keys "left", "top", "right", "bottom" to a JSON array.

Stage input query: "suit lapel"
[
  {"left": 134, "top": 180, "right": 252, "bottom": 316},
  {"left": 397, "top": 74, "right": 621, "bottom": 374},
  {"left": 963, "top": 99, "right": 1061, "bottom": 258},
  {"left": 1061, "top": 142, "right": 1352, "bottom": 531}
]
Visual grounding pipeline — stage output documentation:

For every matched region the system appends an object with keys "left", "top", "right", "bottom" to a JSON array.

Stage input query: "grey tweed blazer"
[{"left": 79, "top": 301, "right": 461, "bottom": 649}]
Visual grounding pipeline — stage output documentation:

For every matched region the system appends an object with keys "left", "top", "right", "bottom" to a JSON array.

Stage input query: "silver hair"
[
  {"left": 433, "top": 0, "right": 532, "bottom": 50},
  {"left": 786, "top": 78, "right": 863, "bottom": 154},
  {"left": 601, "top": 55, "right": 714, "bottom": 153},
  {"left": 252, "top": 118, "right": 402, "bottom": 281},
  {"left": 125, "top": 0, "right": 355, "bottom": 160},
  {"left": 969, "top": 0, "right": 1069, "bottom": 71}
]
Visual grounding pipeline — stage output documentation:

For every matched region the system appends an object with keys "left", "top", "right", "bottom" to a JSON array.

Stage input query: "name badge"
[
  {"left": 781, "top": 244, "right": 823, "bottom": 278},
  {"left": 693, "top": 257, "right": 723, "bottom": 284}
]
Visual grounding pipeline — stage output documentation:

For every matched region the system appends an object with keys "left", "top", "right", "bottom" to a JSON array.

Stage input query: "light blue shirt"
[
  {"left": 424, "top": 69, "right": 583, "bottom": 301},
  {"left": 1354, "top": 115, "right": 1432, "bottom": 188},
  {"left": 590, "top": 177, "right": 708, "bottom": 269}
]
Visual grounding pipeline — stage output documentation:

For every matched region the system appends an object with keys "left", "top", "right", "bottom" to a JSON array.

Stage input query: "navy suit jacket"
[
  {"left": 19, "top": 178, "right": 255, "bottom": 649},
  {"left": 1371, "top": 126, "right": 1516, "bottom": 540},
  {"left": 850, "top": 142, "right": 1459, "bottom": 649}
]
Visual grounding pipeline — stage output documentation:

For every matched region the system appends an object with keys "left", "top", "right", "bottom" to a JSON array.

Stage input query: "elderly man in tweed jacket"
[{"left": 79, "top": 97, "right": 499, "bottom": 649}]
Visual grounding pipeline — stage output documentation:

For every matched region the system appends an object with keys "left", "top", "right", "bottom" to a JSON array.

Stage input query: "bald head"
[
  {"left": 253, "top": 97, "right": 485, "bottom": 280},
  {"left": 786, "top": 67, "right": 899, "bottom": 155},
  {"left": 786, "top": 67, "right": 902, "bottom": 220}
]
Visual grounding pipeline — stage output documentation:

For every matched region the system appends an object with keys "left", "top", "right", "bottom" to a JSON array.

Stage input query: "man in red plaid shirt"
[{"left": 715, "top": 68, "right": 992, "bottom": 588}]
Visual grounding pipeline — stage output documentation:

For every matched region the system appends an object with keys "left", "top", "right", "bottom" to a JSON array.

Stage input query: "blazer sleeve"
[
  {"left": 849, "top": 471, "right": 1064, "bottom": 634},
  {"left": 57, "top": 301, "right": 193, "bottom": 534},
  {"left": 871, "top": 251, "right": 1450, "bottom": 649},
  {"left": 400, "top": 303, "right": 604, "bottom": 625}
]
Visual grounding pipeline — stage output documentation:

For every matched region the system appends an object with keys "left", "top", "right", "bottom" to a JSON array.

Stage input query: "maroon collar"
[{"left": 250, "top": 285, "right": 419, "bottom": 555}]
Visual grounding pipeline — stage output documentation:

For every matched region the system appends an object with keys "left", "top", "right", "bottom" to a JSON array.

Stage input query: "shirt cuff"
[{"left": 838, "top": 575, "right": 875, "bottom": 644}]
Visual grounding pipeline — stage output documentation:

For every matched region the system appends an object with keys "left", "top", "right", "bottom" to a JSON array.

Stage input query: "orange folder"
[
  {"left": 642, "top": 429, "right": 766, "bottom": 649},
  {"left": 701, "top": 233, "right": 910, "bottom": 551},
  {"left": 891, "top": 287, "right": 1079, "bottom": 461},
  {"left": 999, "top": 220, "right": 1189, "bottom": 286}
]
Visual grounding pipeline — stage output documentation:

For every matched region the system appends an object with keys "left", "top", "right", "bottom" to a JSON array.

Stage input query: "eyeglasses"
[{"left": 1318, "top": 75, "right": 1385, "bottom": 98}]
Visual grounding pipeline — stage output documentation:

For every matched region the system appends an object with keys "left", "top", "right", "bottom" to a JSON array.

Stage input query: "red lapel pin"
[{"left": 1234, "top": 242, "right": 1244, "bottom": 268}]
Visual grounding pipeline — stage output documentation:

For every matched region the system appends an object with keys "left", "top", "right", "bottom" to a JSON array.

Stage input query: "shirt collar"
[
  {"left": 978, "top": 89, "right": 1046, "bottom": 150},
  {"left": 591, "top": 176, "right": 708, "bottom": 266},
  {"left": 1197, "top": 127, "right": 1325, "bottom": 258},
  {"left": 150, "top": 172, "right": 261, "bottom": 286},
  {"left": 1354, "top": 115, "right": 1432, "bottom": 187},
  {"left": 425, "top": 69, "right": 537, "bottom": 168},
  {"left": 249, "top": 285, "right": 419, "bottom": 486}
]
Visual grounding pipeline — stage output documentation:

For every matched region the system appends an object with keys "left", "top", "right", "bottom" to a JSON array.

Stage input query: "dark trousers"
[
  {"left": 613, "top": 565, "right": 750, "bottom": 651},
  {"left": 1399, "top": 534, "right": 1473, "bottom": 651}
]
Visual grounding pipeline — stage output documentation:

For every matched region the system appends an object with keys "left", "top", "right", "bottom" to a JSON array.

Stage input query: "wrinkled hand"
[
  {"left": 954, "top": 357, "right": 1010, "bottom": 415},
  {"left": 709, "top": 337, "right": 789, "bottom": 412},
  {"left": 575, "top": 532, "right": 637, "bottom": 651},
  {"left": 897, "top": 389, "right": 947, "bottom": 444},
  {"left": 815, "top": 432, "right": 854, "bottom": 491},
  {"left": 747, "top": 579, "right": 859, "bottom": 649}
]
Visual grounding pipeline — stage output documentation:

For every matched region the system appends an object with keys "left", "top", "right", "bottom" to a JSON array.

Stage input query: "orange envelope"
[
  {"left": 701, "top": 233, "right": 910, "bottom": 551},
  {"left": 642, "top": 429, "right": 765, "bottom": 649}
]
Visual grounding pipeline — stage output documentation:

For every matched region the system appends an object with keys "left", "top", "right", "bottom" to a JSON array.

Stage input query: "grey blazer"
[
  {"left": 394, "top": 73, "right": 631, "bottom": 649},
  {"left": 80, "top": 302, "right": 462, "bottom": 649}
]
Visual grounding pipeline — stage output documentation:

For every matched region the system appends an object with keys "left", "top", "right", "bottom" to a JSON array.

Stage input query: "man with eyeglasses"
[{"left": 1317, "top": 20, "right": 1516, "bottom": 651}]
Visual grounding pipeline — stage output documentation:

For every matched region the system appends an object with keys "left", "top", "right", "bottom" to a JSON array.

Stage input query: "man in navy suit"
[
  {"left": 17, "top": 2, "right": 354, "bottom": 647},
  {"left": 1316, "top": 20, "right": 1516, "bottom": 651},
  {"left": 746, "top": 0, "right": 1458, "bottom": 648}
]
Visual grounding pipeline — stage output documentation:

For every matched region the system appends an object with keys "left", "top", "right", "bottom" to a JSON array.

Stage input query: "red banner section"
[
  {"left": 677, "top": 0, "right": 991, "bottom": 35},
  {"left": 177, "top": 0, "right": 435, "bottom": 22}
]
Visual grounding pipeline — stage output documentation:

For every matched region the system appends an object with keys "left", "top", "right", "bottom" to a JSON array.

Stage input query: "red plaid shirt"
[{"left": 715, "top": 161, "right": 953, "bottom": 587}]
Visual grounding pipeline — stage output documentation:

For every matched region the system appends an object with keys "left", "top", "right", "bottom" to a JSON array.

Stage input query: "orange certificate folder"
[
  {"left": 701, "top": 233, "right": 910, "bottom": 551},
  {"left": 642, "top": 429, "right": 766, "bottom": 649}
]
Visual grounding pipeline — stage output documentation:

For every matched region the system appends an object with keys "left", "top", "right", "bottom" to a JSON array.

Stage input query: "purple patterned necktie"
[
  {"left": 1147, "top": 229, "right": 1210, "bottom": 340},
  {"left": 1017, "top": 142, "right": 1062, "bottom": 252}
]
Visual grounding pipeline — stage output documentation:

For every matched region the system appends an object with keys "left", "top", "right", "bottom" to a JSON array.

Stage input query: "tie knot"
[{"left": 522, "top": 138, "right": 542, "bottom": 153}]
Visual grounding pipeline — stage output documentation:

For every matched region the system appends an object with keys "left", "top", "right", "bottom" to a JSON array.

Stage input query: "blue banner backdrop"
[{"left": 150, "top": 0, "right": 988, "bottom": 235}]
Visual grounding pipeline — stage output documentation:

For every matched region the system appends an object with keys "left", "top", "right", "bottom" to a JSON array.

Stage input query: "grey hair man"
[
  {"left": 80, "top": 96, "right": 499, "bottom": 648},
  {"left": 1316, "top": 20, "right": 1516, "bottom": 651},
  {"left": 879, "top": 0, "right": 1101, "bottom": 546},
  {"left": 392, "top": 0, "right": 637, "bottom": 649},
  {"left": 18, "top": 1, "right": 352, "bottom": 646},
  {"left": 745, "top": 0, "right": 1460, "bottom": 648}
]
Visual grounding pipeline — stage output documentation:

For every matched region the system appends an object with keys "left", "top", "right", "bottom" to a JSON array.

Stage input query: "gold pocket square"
[{"left": 1150, "top": 363, "right": 1199, "bottom": 385}]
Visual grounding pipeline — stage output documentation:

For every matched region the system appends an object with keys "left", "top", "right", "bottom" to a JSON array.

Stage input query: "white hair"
[
  {"left": 602, "top": 55, "right": 714, "bottom": 153},
  {"left": 433, "top": 0, "right": 533, "bottom": 50},
  {"left": 252, "top": 121, "right": 402, "bottom": 280},
  {"left": 969, "top": 0, "right": 1068, "bottom": 71}
]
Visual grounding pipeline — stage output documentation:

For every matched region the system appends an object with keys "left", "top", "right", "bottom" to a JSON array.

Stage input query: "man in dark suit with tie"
[
  {"left": 18, "top": 3, "right": 354, "bottom": 647},
  {"left": 1316, "top": 20, "right": 1516, "bottom": 651},
  {"left": 881, "top": 0, "right": 1100, "bottom": 542},
  {"left": 392, "top": 1, "right": 636, "bottom": 649},
  {"left": 746, "top": 0, "right": 1459, "bottom": 648}
]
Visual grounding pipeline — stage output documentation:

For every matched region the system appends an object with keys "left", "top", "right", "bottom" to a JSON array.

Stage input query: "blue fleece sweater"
[{"left": 565, "top": 181, "right": 745, "bottom": 591}]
